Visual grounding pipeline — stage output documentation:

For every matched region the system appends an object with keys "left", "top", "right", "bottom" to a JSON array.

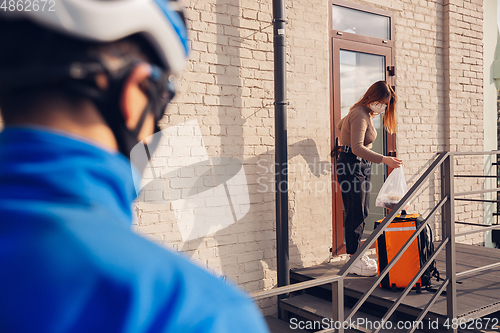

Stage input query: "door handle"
[{"left": 388, "top": 151, "right": 397, "bottom": 157}]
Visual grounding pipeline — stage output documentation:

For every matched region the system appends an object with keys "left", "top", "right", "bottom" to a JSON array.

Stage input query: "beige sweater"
[{"left": 336, "top": 105, "right": 384, "bottom": 163}]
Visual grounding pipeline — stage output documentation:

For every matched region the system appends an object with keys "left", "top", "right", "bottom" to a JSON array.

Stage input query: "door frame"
[{"left": 329, "top": 0, "right": 396, "bottom": 256}]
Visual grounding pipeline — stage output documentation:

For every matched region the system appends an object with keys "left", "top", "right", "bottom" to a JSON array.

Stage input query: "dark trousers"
[{"left": 336, "top": 152, "right": 372, "bottom": 255}]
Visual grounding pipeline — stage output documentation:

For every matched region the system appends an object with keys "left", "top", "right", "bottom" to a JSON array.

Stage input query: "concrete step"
[
  {"left": 279, "top": 293, "right": 495, "bottom": 333},
  {"left": 279, "top": 293, "right": 426, "bottom": 333},
  {"left": 290, "top": 270, "right": 439, "bottom": 322},
  {"left": 266, "top": 315, "right": 308, "bottom": 333}
]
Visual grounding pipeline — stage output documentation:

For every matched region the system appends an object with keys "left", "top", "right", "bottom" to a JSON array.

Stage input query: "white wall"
[{"left": 483, "top": 0, "right": 499, "bottom": 247}]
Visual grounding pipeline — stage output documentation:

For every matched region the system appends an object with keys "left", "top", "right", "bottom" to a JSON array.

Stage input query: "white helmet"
[
  {"left": 0, "top": 0, "right": 189, "bottom": 76},
  {"left": 0, "top": 0, "right": 190, "bottom": 158}
]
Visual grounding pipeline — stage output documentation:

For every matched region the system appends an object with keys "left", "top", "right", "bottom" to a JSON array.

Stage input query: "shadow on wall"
[
  {"left": 134, "top": 135, "right": 330, "bottom": 267},
  {"left": 133, "top": 130, "right": 330, "bottom": 292},
  {"left": 173, "top": 137, "right": 331, "bottom": 279}
]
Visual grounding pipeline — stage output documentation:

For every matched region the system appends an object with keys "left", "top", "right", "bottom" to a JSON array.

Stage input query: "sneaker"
[
  {"left": 362, "top": 254, "right": 377, "bottom": 267},
  {"left": 350, "top": 254, "right": 378, "bottom": 277},
  {"left": 346, "top": 254, "right": 377, "bottom": 267}
]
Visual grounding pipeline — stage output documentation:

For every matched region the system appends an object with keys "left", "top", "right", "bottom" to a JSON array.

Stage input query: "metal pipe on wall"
[{"left": 273, "top": 0, "right": 289, "bottom": 313}]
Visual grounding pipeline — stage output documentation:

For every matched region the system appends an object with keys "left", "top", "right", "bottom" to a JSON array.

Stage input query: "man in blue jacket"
[{"left": 0, "top": 1, "right": 269, "bottom": 332}]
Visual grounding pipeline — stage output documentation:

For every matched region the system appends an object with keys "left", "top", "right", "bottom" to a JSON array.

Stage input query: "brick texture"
[
  {"left": 0, "top": 0, "right": 486, "bottom": 318},
  {"left": 134, "top": 0, "right": 332, "bottom": 317},
  {"left": 442, "top": 0, "right": 484, "bottom": 244},
  {"left": 389, "top": 0, "right": 484, "bottom": 244},
  {"left": 132, "top": 0, "right": 486, "bottom": 316}
]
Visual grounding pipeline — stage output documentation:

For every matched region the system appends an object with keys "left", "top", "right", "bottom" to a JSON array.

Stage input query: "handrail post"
[
  {"left": 497, "top": 153, "right": 500, "bottom": 226},
  {"left": 332, "top": 279, "right": 344, "bottom": 333},
  {"left": 442, "top": 153, "right": 457, "bottom": 332}
]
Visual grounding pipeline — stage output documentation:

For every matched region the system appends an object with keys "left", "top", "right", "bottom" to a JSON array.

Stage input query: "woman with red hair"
[{"left": 336, "top": 81, "right": 403, "bottom": 276}]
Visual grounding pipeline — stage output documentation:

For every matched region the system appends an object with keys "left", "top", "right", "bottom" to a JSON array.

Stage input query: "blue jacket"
[{"left": 0, "top": 127, "right": 269, "bottom": 333}]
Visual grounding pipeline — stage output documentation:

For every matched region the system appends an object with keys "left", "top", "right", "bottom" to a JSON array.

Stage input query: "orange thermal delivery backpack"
[{"left": 375, "top": 211, "right": 440, "bottom": 292}]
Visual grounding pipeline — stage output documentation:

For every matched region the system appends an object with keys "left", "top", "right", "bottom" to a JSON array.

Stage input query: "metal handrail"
[
  {"left": 455, "top": 175, "right": 500, "bottom": 178},
  {"left": 374, "top": 239, "right": 449, "bottom": 333},
  {"left": 338, "top": 152, "right": 449, "bottom": 276},
  {"left": 457, "top": 262, "right": 500, "bottom": 278},
  {"left": 451, "top": 150, "right": 500, "bottom": 156},
  {"left": 452, "top": 151, "right": 500, "bottom": 280},
  {"left": 408, "top": 278, "right": 449, "bottom": 333},
  {"left": 456, "top": 224, "right": 500, "bottom": 236},
  {"left": 251, "top": 273, "right": 342, "bottom": 300},
  {"left": 251, "top": 152, "right": 451, "bottom": 333},
  {"left": 456, "top": 221, "right": 495, "bottom": 226},
  {"left": 455, "top": 198, "right": 500, "bottom": 203},
  {"left": 343, "top": 150, "right": 499, "bottom": 332},
  {"left": 344, "top": 196, "right": 448, "bottom": 322},
  {"left": 314, "top": 151, "right": 451, "bottom": 333},
  {"left": 455, "top": 188, "right": 500, "bottom": 197},
  {"left": 252, "top": 150, "right": 499, "bottom": 333},
  {"left": 336, "top": 153, "right": 450, "bottom": 323}
]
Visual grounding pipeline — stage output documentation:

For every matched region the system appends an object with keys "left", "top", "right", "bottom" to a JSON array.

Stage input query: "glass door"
[{"left": 331, "top": 39, "right": 395, "bottom": 255}]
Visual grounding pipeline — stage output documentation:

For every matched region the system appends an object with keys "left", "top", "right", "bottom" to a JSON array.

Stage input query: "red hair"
[{"left": 350, "top": 81, "right": 397, "bottom": 134}]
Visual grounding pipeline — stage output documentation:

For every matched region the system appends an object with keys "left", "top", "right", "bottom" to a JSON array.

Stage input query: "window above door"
[
  {"left": 332, "top": 5, "right": 390, "bottom": 40},
  {"left": 331, "top": 0, "right": 394, "bottom": 47}
]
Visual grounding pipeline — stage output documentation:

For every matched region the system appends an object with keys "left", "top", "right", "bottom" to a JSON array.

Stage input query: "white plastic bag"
[{"left": 376, "top": 166, "right": 410, "bottom": 210}]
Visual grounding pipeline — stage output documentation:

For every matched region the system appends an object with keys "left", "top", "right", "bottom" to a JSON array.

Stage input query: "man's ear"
[{"left": 120, "top": 63, "right": 151, "bottom": 130}]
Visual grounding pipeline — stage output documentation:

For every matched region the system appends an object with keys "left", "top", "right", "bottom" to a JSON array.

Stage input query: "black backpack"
[{"left": 415, "top": 215, "right": 441, "bottom": 288}]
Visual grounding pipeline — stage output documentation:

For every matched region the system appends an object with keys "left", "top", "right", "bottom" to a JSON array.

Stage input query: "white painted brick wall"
[
  {"left": 444, "top": 0, "right": 484, "bottom": 244},
  {"left": 390, "top": 0, "right": 484, "bottom": 245},
  {"left": 134, "top": 0, "right": 332, "bottom": 317}
]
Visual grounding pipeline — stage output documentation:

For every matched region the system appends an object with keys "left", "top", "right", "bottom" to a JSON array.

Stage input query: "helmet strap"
[
  {"left": 1, "top": 60, "right": 168, "bottom": 159},
  {"left": 67, "top": 63, "right": 163, "bottom": 159}
]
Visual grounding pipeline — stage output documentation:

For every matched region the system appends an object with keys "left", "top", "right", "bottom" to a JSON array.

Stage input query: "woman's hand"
[{"left": 382, "top": 156, "right": 403, "bottom": 169}]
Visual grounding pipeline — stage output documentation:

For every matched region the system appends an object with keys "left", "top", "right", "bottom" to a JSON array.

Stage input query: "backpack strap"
[{"left": 425, "top": 224, "right": 442, "bottom": 282}]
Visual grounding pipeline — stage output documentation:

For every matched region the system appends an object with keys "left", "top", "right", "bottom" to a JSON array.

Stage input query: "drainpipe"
[{"left": 273, "top": 0, "right": 289, "bottom": 315}]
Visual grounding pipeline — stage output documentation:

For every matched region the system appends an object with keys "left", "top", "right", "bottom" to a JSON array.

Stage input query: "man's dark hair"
[{"left": 0, "top": 19, "right": 158, "bottom": 123}]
